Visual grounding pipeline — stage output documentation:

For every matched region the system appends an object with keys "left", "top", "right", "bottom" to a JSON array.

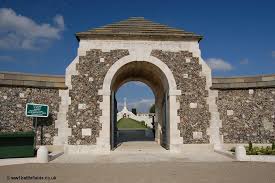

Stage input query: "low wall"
[
  {"left": 213, "top": 74, "right": 275, "bottom": 144},
  {"left": 0, "top": 72, "right": 66, "bottom": 145},
  {"left": 0, "top": 72, "right": 274, "bottom": 146}
]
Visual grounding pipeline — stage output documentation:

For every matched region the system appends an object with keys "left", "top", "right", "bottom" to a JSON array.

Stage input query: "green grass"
[{"left": 117, "top": 118, "right": 149, "bottom": 129}]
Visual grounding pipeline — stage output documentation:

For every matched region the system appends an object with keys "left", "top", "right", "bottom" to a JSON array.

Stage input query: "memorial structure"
[{"left": 0, "top": 17, "right": 274, "bottom": 154}]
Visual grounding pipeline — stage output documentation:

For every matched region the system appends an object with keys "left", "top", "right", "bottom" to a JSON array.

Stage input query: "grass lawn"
[{"left": 117, "top": 118, "right": 149, "bottom": 129}]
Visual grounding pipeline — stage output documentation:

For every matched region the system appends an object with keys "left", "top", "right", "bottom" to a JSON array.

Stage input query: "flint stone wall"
[
  {"left": 0, "top": 87, "right": 61, "bottom": 145},
  {"left": 151, "top": 50, "right": 210, "bottom": 143},
  {"left": 67, "top": 49, "right": 129, "bottom": 145},
  {"left": 217, "top": 89, "right": 275, "bottom": 143}
]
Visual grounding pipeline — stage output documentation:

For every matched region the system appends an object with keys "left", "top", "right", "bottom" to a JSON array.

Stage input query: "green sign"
[{"left": 25, "top": 103, "right": 49, "bottom": 117}]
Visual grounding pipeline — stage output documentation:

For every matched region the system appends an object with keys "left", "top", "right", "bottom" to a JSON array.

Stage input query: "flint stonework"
[
  {"left": 67, "top": 49, "right": 129, "bottom": 145},
  {"left": 0, "top": 87, "right": 61, "bottom": 145},
  {"left": 151, "top": 50, "right": 210, "bottom": 144},
  {"left": 217, "top": 89, "right": 275, "bottom": 143}
]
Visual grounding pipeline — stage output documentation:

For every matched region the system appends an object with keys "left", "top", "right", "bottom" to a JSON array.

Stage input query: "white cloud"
[
  {"left": 272, "top": 51, "right": 275, "bottom": 58},
  {"left": 53, "top": 15, "right": 65, "bottom": 30},
  {"left": 205, "top": 58, "right": 233, "bottom": 71},
  {"left": 0, "top": 8, "right": 65, "bottom": 50},
  {"left": 117, "top": 98, "right": 155, "bottom": 113}
]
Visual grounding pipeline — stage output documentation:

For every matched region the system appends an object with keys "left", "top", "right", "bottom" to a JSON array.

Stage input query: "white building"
[{"left": 117, "top": 98, "right": 153, "bottom": 128}]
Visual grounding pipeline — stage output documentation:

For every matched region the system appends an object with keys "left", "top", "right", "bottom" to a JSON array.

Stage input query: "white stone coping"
[{"left": 235, "top": 145, "right": 275, "bottom": 162}]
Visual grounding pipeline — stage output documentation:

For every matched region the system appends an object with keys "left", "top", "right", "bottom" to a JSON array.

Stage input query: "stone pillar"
[
  {"left": 168, "top": 91, "right": 182, "bottom": 152},
  {"left": 97, "top": 94, "right": 111, "bottom": 153}
]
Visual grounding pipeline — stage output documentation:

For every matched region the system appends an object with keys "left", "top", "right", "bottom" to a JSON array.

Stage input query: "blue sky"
[{"left": 0, "top": 0, "right": 275, "bottom": 112}]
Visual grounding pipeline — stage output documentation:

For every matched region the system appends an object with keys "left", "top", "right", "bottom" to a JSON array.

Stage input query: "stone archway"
[
  {"left": 97, "top": 54, "right": 182, "bottom": 152},
  {"left": 55, "top": 17, "right": 224, "bottom": 155}
]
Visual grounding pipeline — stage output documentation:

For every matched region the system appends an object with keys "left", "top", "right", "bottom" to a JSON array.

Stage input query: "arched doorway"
[
  {"left": 98, "top": 55, "right": 182, "bottom": 152},
  {"left": 110, "top": 61, "right": 170, "bottom": 150}
]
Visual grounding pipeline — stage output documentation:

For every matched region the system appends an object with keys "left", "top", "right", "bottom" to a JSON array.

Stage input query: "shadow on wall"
[{"left": 32, "top": 113, "right": 54, "bottom": 145}]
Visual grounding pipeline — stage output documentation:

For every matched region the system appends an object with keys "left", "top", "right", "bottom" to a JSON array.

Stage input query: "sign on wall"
[{"left": 25, "top": 103, "right": 49, "bottom": 118}]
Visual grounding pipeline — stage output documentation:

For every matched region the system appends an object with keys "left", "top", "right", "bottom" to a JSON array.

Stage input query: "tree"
[
  {"left": 149, "top": 104, "right": 155, "bottom": 113},
  {"left": 131, "top": 108, "right": 137, "bottom": 115}
]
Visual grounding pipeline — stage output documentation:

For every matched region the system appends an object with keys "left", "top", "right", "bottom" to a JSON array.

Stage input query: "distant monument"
[{"left": 117, "top": 98, "right": 153, "bottom": 128}]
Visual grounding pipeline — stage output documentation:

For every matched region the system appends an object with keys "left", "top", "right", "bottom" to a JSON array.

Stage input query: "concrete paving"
[
  {"left": 0, "top": 157, "right": 37, "bottom": 166},
  {"left": 1, "top": 142, "right": 274, "bottom": 183},
  {"left": 51, "top": 141, "right": 233, "bottom": 164},
  {"left": 1, "top": 162, "right": 275, "bottom": 183}
]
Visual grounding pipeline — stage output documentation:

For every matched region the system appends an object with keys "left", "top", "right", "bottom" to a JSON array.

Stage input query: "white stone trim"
[
  {"left": 78, "top": 40, "right": 201, "bottom": 57},
  {"left": 82, "top": 128, "right": 91, "bottom": 136},
  {"left": 100, "top": 58, "right": 104, "bottom": 62},
  {"left": 65, "top": 56, "right": 79, "bottom": 90},
  {"left": 63, "top": 39, "right": 215, "bottom": 153},
  {"left": 100, "top": 55, "right": 179, "bottom": 93},
  {"left": 206, "top": 89, "right": 223, "bottom": 150},
  {"left": 78, "top": 103, "right": 87, "bottom": 110},
  {"left": 227, "top": 110, "right": 234, "bottom": 116},
  {"left": 53, "top": 89, "right": 71, "bottom": 146},
  {"left": 189, "top": 103, "right": 198, "bottom": 108},
  {"left": 193, "top": 131, "right": 203, "bottom": 139},
  {"left": 187, "top": 43, "right": 222, "bottom": 150},
  {"left": 249, "top": 89, "right": 254, "bottom": 95},
  {"left": 99, "top": 51, "right": 182, "bottom": 152}
]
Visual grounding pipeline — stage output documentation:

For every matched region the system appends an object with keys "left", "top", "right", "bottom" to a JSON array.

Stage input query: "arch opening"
[
  {"left": 116, "top": 81, "right": 155, "bottom": 143},
  {"left": 110, "top": 61, "right": 170, "bottom": 150}
]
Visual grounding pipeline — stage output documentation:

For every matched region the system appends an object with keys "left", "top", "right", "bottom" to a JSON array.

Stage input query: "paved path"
[
  {"left": 52, "top": 141, "right": 233, "bottom": 163},
  {"left": 1, "top": 162, "right": 275, "bottom": 183}
]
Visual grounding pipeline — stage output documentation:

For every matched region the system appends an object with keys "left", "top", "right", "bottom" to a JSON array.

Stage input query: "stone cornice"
[
  {"left": 0, "top": 72, "right": 67, "bottom": 89},
  {"left": 212, "top": 74, "right": 275, "bottom": 89},
  {"left": 1, "top": 72, "right": 275, "bottom": 90}
]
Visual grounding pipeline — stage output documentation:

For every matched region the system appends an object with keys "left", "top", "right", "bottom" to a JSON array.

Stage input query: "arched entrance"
[
  {"left": 60, "top": 17, "right": 223, "bottom": 154},
  {"left": 98, "top": 55, "right": 182, "bottom": 152},
  {"left": 110, "top": 61, "right": 170, "bottom": 150}
]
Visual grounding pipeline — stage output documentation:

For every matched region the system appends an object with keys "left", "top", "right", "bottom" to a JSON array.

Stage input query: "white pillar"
[
  {"left": 37, "top": 146, "right": 48, "bottom": 163},
  {"left": 235, "top": 145, "right": 246, "bottom": 161},
  {"left": 168, "top": 94, "right": 182, "bottom": 152}
]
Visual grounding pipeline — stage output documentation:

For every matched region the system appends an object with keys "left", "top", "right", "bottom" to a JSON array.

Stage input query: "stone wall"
[
  {"left": 0, "top": 87, "right": 61, "bottom": 145},
  {"left": 216, "top": 88, "right": 275, "bottom": 143},
  {"left": 151, "top": 50, "right": 210, "bottom": 143},
  {"left": 67, "top": 49, "right": 129, "bottom": 145}
]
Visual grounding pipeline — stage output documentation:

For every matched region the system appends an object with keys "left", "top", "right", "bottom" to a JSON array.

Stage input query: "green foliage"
[
  {"left": 272, "top": 142, "right": 275, "bottom": 150},
  {"left": 149, "top": 104, "right": 155, "bottom": 113},
  {"left": 117, "top": 118, "right": 149, "bottom": 129},
  {"left": 244, "top": 143, "right": 275, "bottom": 155}
]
